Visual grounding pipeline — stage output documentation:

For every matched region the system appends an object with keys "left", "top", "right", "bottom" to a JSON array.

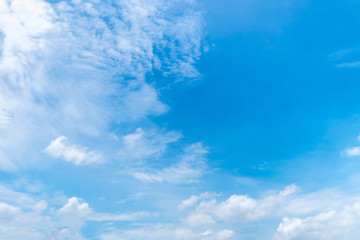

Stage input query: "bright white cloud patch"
[
  {"left": 275, "top": 203, "right": 360, "bottom": 240},
  {"left": 44, "top": 136, "right": 103, "bottom": 165},
  {"left": 189, "top": 185, "right": 299, "bottom": 222},
  {"left": 58, "top": 197, "right": 92, "bottom": 217}
]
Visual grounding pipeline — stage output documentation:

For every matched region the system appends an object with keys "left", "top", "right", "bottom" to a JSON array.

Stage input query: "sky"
[{"left": 1, "top": 0, "right": 360, "bottom": 239}]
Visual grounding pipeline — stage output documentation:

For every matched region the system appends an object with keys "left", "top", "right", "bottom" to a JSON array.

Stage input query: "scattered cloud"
[
  {"left": 133, "top": 143, "right": 208, "bottom": 183},
  {"left": 44, "top": 136, "right": 103, "bottom": 165},
  {"left": 100, "top": 224, "right": 235, "bottom": 240},
  {"left": 275, "top": 203, "right": 360, "bottom": 240},
  {"left": 174, "top": 185, "right": 360, "bottom": 239},
  {"left": 0, "top": 183, "right": 148, "bottom": 240},
  {"left": 336, "top": 62, "right": 360, "bottom": 68},
  {"left": 330, "top": 48, "right": 360, "bottom": 68},
  {"left": 0, "top": 0, "right": 203, "bottom": 170},
  {"left": 118, "top": 128, "right": 182, "bottom": 161},
  {"left": 178, "top": 192, "right": 214, "bottom": 210},
  {"left": 193, "top": 185, "right": 299, "bottom": 222}
]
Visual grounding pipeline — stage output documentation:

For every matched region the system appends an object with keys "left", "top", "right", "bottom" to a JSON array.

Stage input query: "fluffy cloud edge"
[{"left": 44, "top": 136, "right": 104, "bottom": 165}]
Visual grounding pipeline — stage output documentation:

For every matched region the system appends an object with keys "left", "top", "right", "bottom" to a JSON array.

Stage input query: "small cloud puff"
[
  {"left": 44, "top": 136, "right": 103, "bottom": 165},
  {"left": 342, "top": 146, "right": 360, "bottom": 157}
]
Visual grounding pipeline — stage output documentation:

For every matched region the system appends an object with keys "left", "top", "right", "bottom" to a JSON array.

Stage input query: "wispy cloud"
[
  {"left": 133, "top": 143, "right": 208, "bottom": 183},
  {"left": 330, "top": 48, "right": 360, "bottom": 68},
  {"left": 100, "top": 224, "right": 235, "bottom": 240},
  {"left": 0, "top": 0, "right": 203, "bottom": 170},
  {"left": 336, "top": 61, "right": 360, "bottom": 68},
  {"left": 178, "top": 192, "right": 214, "bottom": 211},
  {"left": 118, "top": 128, "right": 182, "bottom": 161}
]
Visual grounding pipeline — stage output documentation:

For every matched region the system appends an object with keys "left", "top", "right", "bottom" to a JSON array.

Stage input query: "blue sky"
[{"left": 2, "top": 0, "right": 360, "bottom": 239}]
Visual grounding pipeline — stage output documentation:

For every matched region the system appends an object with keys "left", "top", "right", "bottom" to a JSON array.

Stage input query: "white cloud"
[
  {"left": 133, "top": 162, "right": 204, "bottom": 183},
  {"left": 183, "top": 212, "right": 216, "bottom": 227},
  {"left": 178, "top": 192, "right": 213, "bottom": 210},
  {"left": 342, "top": 146, "right": 360, "bottom": 157},
  {"left": 58, "top": 197, "right": 92, "bottom": 217},
  {"left": 0, "top": 202, "right": 21, "bottom": 221},
  {"left": 133, "top": 143, "right": 208, "bottom": 183},
  {"left": 88, "top": 211, "right": 149, "bottom": 222},
  {"left": 0, "top": 0, "right": 203, "bottom": 170},
  {"left": 194, "top": 185, "right": 299, "bottom": 222},
  {"left": 100, "top": 224, "right": 235, "bottom": 240},
  {"left": 275, "top": 202, "right": 360, "bottom": 240},
  {"left": 0, "top": 183, "right": 148, "bottom": 240},
  {"left": 118, "top": 128, "right": 182, "bottom": 161},
  {"left": 215, "top": 230, "right": 235, "bottom": 240},
  {"left": 44, "top": 136, "right": 103, "bottom": 165},
  {"left": 176, "top": 185, "right": 360, "bottom": 239}
]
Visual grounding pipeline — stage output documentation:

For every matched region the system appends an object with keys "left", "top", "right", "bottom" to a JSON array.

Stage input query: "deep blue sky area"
[{"left": 158, "top": 0, "right": 360, "bottom": 184}]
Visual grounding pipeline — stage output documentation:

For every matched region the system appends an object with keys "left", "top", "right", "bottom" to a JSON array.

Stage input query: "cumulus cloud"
[
  {"left": 176, "top": 185, "right": 360, "bottom": 239},
  {"left": 58, "top": 197, "right": 92, "bottom": 217},
  {"left": 44, "top": 136, "right": 103, "bottom": 165},
  {"left": 192, "top": 185, "right": 299, "bottom": 222},
  {"left": 133, "top": 142, "right": 208, "bottom": 183},
  {"left": 275, "top": 203, "right": 360, "bottom": 240},
  {"left": 0, "top": 0, "right": 203, "bottom": 170},
  {"left": 0, "top": 183, "right": 148, "bottom": 240}
]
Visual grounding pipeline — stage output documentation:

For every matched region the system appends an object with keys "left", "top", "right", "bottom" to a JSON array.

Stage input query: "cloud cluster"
[
  {"left": 175, "top": 185, "right": 360, "bottom": 239},
  {"left": 178, "top": 185, "right": 299, "bottom": 226},
  {"left": 275, "top": 203, "right": 360, "bottom": 240},
  {"left": 0, "top": 0, "right": 203, "bottom": 171},
  {"left": 2, "top": 179, "right": 358, "bottom": 240},
  {"left": 0, "top": 183, "right": 148, "bottom": 240}
]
